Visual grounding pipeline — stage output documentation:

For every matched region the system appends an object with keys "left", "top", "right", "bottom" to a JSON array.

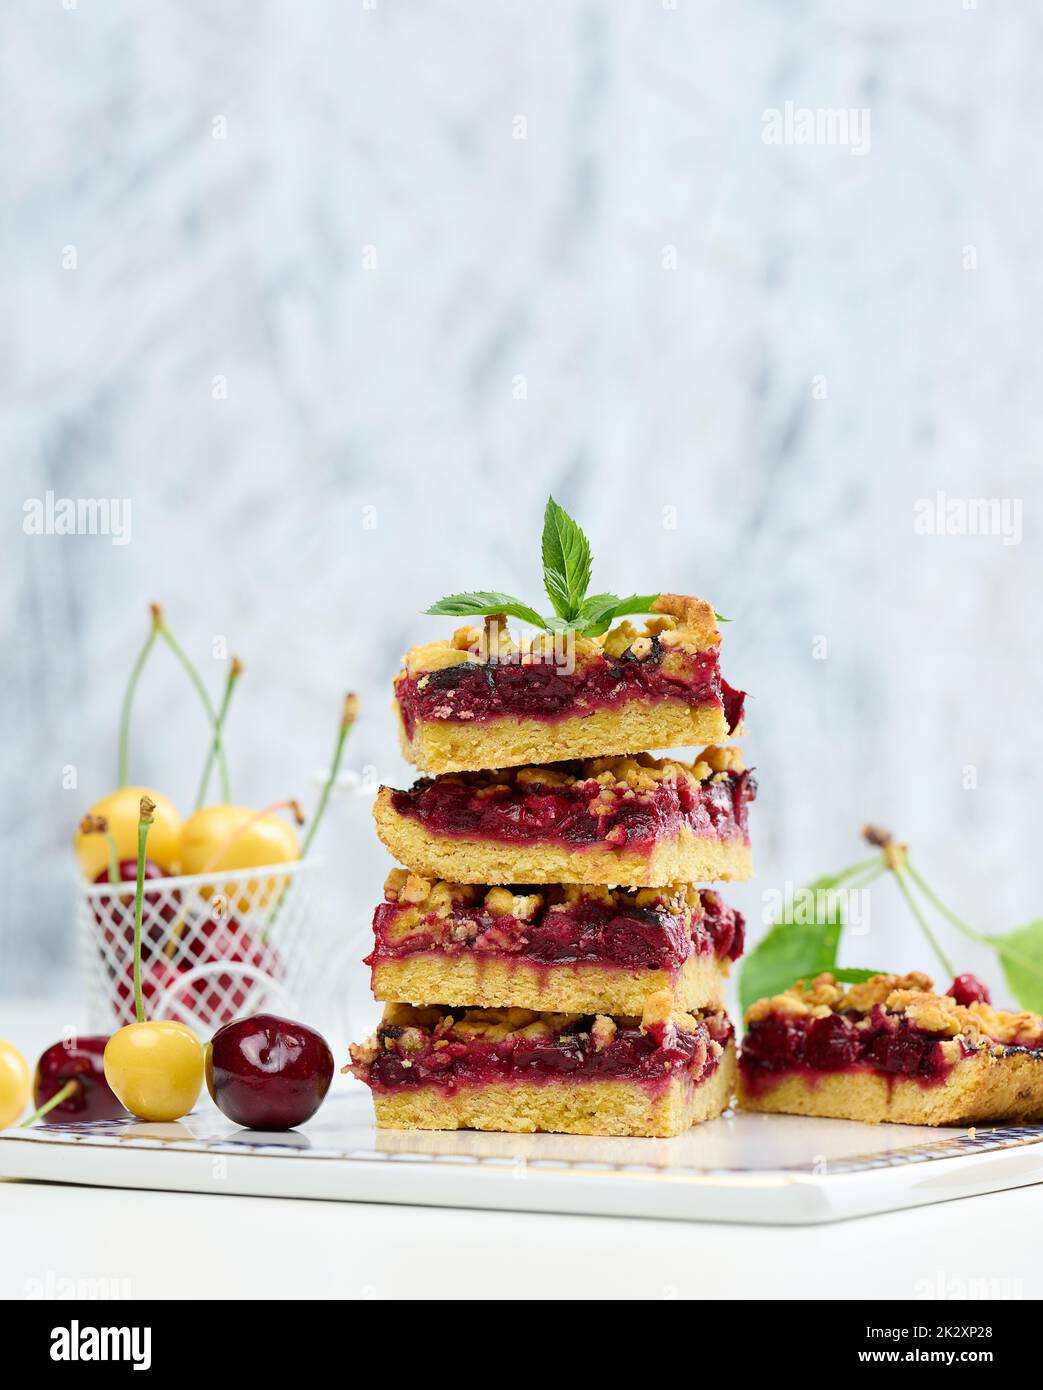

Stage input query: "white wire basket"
[{"left": 77, "top": 858, "right": 323, "bottom": 1034}]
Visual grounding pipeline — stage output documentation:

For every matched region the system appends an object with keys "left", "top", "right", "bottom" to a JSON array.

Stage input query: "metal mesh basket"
[{"left": 77, "top": 858, "right": 322, "bottom": 1033}]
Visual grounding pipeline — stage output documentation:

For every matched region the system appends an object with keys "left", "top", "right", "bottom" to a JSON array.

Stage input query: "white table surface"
[{"left": 2, "top": 998, "right": 1039, "bottom": 1300}]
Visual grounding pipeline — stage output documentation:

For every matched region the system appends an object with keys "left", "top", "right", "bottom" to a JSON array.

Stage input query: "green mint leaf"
[
  {"left": 541, "top": 496, "right": 592, "bottom": 620},
  {"left": 576, "top": 592, "right": 662, "bottom": 637},
  {"left": 738, "top": 876, "right": 844, "bottom": 1015},
  {"left": 574, "top": 592, "right": 622, "bottom": 637},
  {"left": 425, "top": 592, "right": 547, "bottom": 629},
  {"left": 715, "top": 611, "right": 732, "bottom": 623},
  {"left": 606, "top": 593, "right": 660, "bottom": 619},
  {"left": 989, "top": 920, "right": 1043, "bottom": 1013}
]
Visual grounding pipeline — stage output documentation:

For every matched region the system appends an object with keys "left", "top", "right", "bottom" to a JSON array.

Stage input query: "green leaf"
[
  {"left": 989, "top": 920, "right": 1043, "bottom": 1013},
  {"left": 541, "top": 497, "right": 591, "bottom": 620},
  {"left": 830, "top": 967, "right": 887, "bottom": 985},
  {"left": 606, "top": 593, "right": 660, "bottom": 620},
  {"left": 425, "top": 592, "right": 547, "bottom": 628},
  {"left": 738, "top": 876, "right": 845, "bottom": 1015},
  {"left": 574, "top": 592, "right": 622, "bottom": 637},
  {"left": 715, "top": 611, "right": 732, "bottom": 623},
  {"left": 572, "top": 592, "right": 663, "bottom": 637}
]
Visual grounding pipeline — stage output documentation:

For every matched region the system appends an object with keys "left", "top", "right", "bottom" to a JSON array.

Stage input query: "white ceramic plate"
[{"left": 3, "top": 1089, "right": 1042, "bottom": 1224}]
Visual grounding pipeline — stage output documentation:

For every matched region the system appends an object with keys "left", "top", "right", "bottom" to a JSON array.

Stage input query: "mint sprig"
[{"left": 425, "top": 497, "right": 666, "bottom": 637}]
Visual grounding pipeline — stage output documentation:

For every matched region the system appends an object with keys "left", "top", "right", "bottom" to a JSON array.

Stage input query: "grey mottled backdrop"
[{"left": 3, "top": 0, "right": 1040, "bottom": 1006}]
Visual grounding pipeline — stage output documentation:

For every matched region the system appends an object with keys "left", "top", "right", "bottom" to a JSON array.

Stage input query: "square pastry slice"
[
  {"left": 374, "top": 747, "right": 755, "bottom": 887},
  {"left": 367, "top": 870, "right": 745, "bottom": 1015},
  {"left": 393, "top": 594, "right": 746, "bottom": 774},
  {"left": 738, "top": 971, "right": 1043, "bottom": 1126},
  {"left": 347, "top": 996, "right": 736, "bottom": 1137}
]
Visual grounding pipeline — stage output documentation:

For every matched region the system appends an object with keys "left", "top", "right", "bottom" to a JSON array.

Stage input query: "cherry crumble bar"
[
  {"left": 347, "top": 996, "right": 736, "bottom": 1137},
  {"left": 738, "top": 972, "right": 1043, "bottom": 1126},
  {"left": 374, "top": 747, "right": 755, "bottom": 887},
  {"left": 367, "top": 869, "right": 745, "bottom": 1016},
  {"left": 393, "top": 594, "right": 747, "bottom": 775}
]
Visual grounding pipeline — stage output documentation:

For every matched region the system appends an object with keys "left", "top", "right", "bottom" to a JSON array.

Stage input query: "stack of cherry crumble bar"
[{"left": 348, "top": 595, "right": 755, "bottom": 1137}]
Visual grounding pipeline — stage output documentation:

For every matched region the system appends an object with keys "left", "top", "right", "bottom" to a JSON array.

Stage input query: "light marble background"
[{"left": 2, "top": 0, "right": 1040, "bottom": 1017}]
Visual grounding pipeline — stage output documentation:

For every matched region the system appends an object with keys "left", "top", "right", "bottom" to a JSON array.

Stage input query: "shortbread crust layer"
[
  {"left": 395, "top": 700, "right": 738, "bottom": 776},
  {"left": 372, "top": 1042, "right": 737, "bottom": 1137},
  {"left": 371, "top": 950, "right": 730, "bottom": 1016}
]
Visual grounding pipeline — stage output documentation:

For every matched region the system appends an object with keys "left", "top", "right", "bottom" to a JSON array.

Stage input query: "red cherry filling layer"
[
  {"left": 390, "top": 767, "right": 755, "bottom": 853},
  {"left": 367, "top": 887, "right": 744, "bottom": 971},
  {"left": 395, "top": 644, "right": 745, "bottom": 736},
  {"left": 739, "top": 1007, "right": 989, "bottom": 1096},
  {"left": 352, "top": 1008, "right": 733, "bottom": 1094}
]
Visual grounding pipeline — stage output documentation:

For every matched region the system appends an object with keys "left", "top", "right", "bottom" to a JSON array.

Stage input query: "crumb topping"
[
  {"left": 399, "top": 593, "right": 722, "bottom": 677},
  {"left": 382, "top": 867, "right": 702, "bottom": 921},
  {"left": 403, "top": 747, "right": 745, "bottom": 802},
  {"left": 745, "top": 972, "right": 1043, "bottom": 1049},
  {"left": 373, "top": 1001, "right": 704, "bottom": 1046}
]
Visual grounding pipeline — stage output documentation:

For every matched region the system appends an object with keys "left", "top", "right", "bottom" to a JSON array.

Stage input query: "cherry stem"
[
  {"left": 300, "top": 694, "right": 359, "bottom": 860},
  {"left": 904, "top": 862, "right": 990, "bottom": 946},
  {"left": 104, "top": 831, "right": 120, "bottom": 886},
  {"left": 893, "top": 865, "right": 955, "bottom": 980},
  {"left": 80, "top": 815, "right": 121, "bottom": 884},
  {"left": 861, "top": 824, "right": 954, "bottom": 979},
  {"left": 825, "top": 854, "right": 884, "bottom": 888},
  {"left": 263, "top": 696, "right": 359, "bottom": 941},
  {"left": 157, "top": 619, "right": 230, "bottom": 803},
  {"left": 195, "top": 657, "right": 243, "bottom": 812},
  {"left": 117, "top": 604, "right": 161, "bottom": 787},
  {"left": 19, "top": 1080, "right": 79, "bottom": 1127},
  {"left": 903, "top": 861, "right": 1043, "bottom": 991},
  {"left": 134, "top": 796, "right": 155, "bottom": 1024},
  {"left": 841, "top": 860, "right": 886, "bottom": 893}
]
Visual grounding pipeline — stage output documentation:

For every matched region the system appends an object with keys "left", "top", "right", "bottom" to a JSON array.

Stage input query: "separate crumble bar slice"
[
  {"left": 367, "top": 870, "right": 745, "bottom": 1015},
  {"left": 394, "top": 594, "right": 747, "bottom": 774},
  {"left": 738, "top": 971, "right": 1043, "bottom": 1126},
  {"left": 347, "top": 998, "right": 737, "bottom": 1137},
  {"left": 374, "top": 747, "right": 756, "bottom": 888}
]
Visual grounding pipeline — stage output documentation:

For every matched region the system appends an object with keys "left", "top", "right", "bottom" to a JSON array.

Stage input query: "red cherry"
[
  {"left": 948, "top": 973, "right": 991, "bottom": 1007},
  {"left": 33, "top": 1036, "right": 128, "bottom": 1123},
  {"left": 206, "top": 1014, "right": 333, "bottom": 1130}
]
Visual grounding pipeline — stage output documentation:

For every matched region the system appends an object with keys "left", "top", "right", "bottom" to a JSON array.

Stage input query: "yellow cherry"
[
  {"left": 179, "top": 803, "right": 301, "bottom": 910},
  {"left": 74, "top": 786, "right": 182, "bottom": 880},
  {"left": 0, "top": 1040, "right": 31, "bottom": 1128},
  {"left": 103, "top": 1021, "right": 204, "bottom": 1122}
]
